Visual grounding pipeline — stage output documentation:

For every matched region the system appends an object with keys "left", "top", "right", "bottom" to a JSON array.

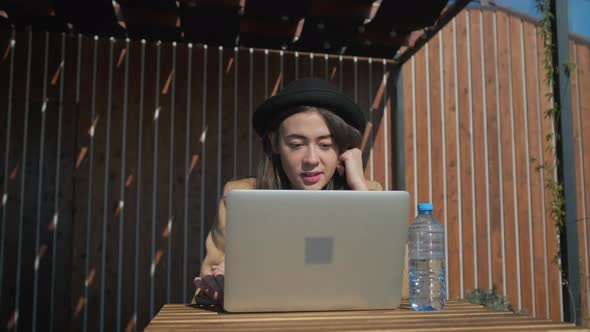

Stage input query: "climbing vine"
[{"left": 534, "top": 0, "right": 578, "bottom": 323}]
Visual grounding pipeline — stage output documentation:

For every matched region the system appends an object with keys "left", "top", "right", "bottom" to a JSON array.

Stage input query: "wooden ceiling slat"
[
  {"left": 368, "top": 0, "right": 447, "bottom": 33},
  {"left": 239, "top": 17, "right": 295, "bottom": 37},
  {"left": 120, "top": 7, "right": 179, "bottom": 27},
  {"left": 309, "top": 0, "right": 373, "bottom": 18}
]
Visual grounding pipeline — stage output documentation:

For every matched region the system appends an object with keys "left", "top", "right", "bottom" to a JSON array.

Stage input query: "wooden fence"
[{"left": 402, "top": 7, "right": 590, "bottom": 324}]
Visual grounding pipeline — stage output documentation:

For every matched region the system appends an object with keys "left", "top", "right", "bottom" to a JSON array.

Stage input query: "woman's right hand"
[
  {"left": 336, "top": 148, "right": 368, "bottom": 190},
  {"left": 193, "top": 262, "right": 225, "bottom": 305}
]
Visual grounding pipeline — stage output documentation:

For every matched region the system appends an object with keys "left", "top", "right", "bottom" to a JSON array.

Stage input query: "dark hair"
[{"left": 255, "top": 106, "right": 362, "bottom": 190}]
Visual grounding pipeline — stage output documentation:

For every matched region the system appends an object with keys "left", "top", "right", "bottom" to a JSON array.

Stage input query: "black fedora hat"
[{"left": 252, "top": 78, "right": 366, "bottom": 137}]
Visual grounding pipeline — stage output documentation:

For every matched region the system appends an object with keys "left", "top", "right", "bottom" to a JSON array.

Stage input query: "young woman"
[{"left": 193, "top": 78, "right": 385, "bottom": 305}]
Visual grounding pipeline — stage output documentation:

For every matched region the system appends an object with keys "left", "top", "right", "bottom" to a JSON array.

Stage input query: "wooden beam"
[{"left": 393, "top": 0, "right": 471, "bottom": 66}]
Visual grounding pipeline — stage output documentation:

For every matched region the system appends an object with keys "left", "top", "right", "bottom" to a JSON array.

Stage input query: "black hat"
[{"left": 252, "top": 78, "right": 366, "bottom": 137}]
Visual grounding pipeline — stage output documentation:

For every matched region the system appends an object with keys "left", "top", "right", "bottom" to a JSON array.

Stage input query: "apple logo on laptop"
[{"left": 305, "top": 237, "right": 334, "bottom": 264}]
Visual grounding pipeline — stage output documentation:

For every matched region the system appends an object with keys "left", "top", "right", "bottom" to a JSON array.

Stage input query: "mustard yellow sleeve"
[
  {"left": 199, "top": 178, "right": 256, "bottom": 276},
  {"left": 199, "top": 193, "right": 227, "bottom": 276},
  {"left": 365, "top": 180, "right": 382, "bottom": 191}
]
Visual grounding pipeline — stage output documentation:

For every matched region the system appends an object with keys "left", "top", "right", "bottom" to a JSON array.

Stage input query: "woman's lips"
[{"left": 302, "top": 172, "right": 322, "bottom": 184}]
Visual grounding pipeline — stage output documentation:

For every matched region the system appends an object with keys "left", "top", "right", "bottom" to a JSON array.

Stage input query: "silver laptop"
[{"left": 223, "top": 189, "right": 410, "bottom": 312}]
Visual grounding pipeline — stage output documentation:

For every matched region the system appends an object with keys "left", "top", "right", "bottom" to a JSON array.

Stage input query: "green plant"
[
  {"left": 465, "top": 288, "right": 513, "bottom": 312},
  {"left": 535, "top": 0, "right": 579, "bottom": 323}
]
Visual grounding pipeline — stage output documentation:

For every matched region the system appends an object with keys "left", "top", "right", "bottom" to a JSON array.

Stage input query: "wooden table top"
[{"left": 145, "top": 301, "right": 588, "bottom": 331}]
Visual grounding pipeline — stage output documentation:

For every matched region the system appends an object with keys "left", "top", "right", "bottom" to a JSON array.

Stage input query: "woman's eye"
[{"left": 288, "top": 143, "right": 304, "bottom": 149}]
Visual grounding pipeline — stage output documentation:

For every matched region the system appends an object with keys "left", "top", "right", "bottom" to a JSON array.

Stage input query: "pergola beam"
[
  {"left": 552, "top": 0, "right": 581, "bottom": 325},
  {"left": 392, "top": 0, "right": 470, "bottom": 67}
]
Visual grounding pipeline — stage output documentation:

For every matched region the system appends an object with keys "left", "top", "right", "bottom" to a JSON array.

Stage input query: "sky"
[{"left": 489, "top": 0, "right": 590, "bottom": 38}]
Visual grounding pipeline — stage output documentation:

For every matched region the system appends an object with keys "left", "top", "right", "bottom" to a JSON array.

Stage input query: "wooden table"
[{"left": 146, "top": 301, "right": 588, "bottom": 331}]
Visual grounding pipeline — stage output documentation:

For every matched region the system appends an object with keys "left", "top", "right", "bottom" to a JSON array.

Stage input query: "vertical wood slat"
[
  {"left": 115, "top": 37, "right": 131, "bottom": 332},
  {"left": 367, "top": 58, "right": 374, "bottom": 180},
  {"left": 456, "top": 12, "right": 476, "bottom": 295},
  {"left": 497, "top": 10, "right": 522, "bottom": 310},
  {"left": 371, "top": 60, "right": 386, "bottom": 189},
  {"left": 0, "top": 29, "right": 14, "bottom": 324},
  {"left": 164, "top": 41, "right": 176, "bottom": 307},
  {"left": 482, "top": 9, "right": 506, "bottom": 299},
  {"left": 519, "top": 19, "right": 537, "bottom": 317},
  {"left": 442, "top": 19, "right": 461, "bottom": 301},
  {"left": 98, "top": 37, "right": 114, "bottom": 332},
  {"left": 140, "top": 38, "right": 158, "bottom": 331},
  {"left": 31, "top": 31, "right": 49, "bottom": 331},
  {"left": 155, "top": 39, "right": 173, "bottom": 325},
  {"left": 179, "top": 42, "right": 191, "bottom": 302},
  {"left": 425, "top": 43, "right": 433, "bottom": 204},
  {"left": 71, "top": 34, "right": 90, "bottom": 332},
  {"left": 414, "top": 35, "right": 429, "bottom": 205},
  {"left": 427, "top": 37, "right": 443, "bottom": 225},
  {"left": 477, "top": 9, "right": 494, "bottom": 292},
  {"left": 148, "top": 40, "right": 161, "bottom": 320},
  {"left": 199, "top": 44, "right": 208, "bottom": 267},
  {"left": 49, "top": 32, "right": 70, "bottom": 332},
  {"left": 248, "top": 49, "right": 254, "bottom": 175},
  {"left": 355, "top": 56, "right": 369, "bottom": 173},
  {"left": 366, "top": 58, "right": 385, "bottom": 182},
  {"left": 236, "top": 48, "right": 251, "bottom": 180},
  {"left": 14, "top": 29, "right": 34, "bottom": 332},
  {"left": 70, "top": 33, "right": 86, "bottom": 332},
  {"left": 438, "top": 33, "right": 450, "bottom": 299},
  {"left": 130, "top": 39, "right": 145, "bottom": 331},
  {"left": 402, "top": 56, "right": 414, "bottom": 219},
  {"left": 510, "top": 15, "right": 532, "bottom": 314},
  {"left": 571, "top": 39, "right": 588, "bottom": 326},
  {"left": 573, "top": 41, "right": 590, "bottom": 326},
  {"left": 524, "top": 22, "right": 548, "bottom": 319},
  {"left": 0, "top": 28, "right": 12, "bottom": 328},
  {"left": 452, "top": 17, "right": 466, "bottom": 300},
  {"left": 0, "top": 29, "right": 18, "bottom": 331},
  {"left": 88, "top": 35, "right": 111, "bottom": 332},
  {"left": 374, "top": 59, "right": 390, "bottom": 187},
  {"left": 583, "top": 42, "right": 590, "bottom": 326},
  {"left": 387, "top": 64, "right": 393, "bottom": 191},
  {"left": 178, "top": 41, "right": 191, "bottom": 304},
  {"left": 468, "top": 10, "right": 490, "bottom": 292},
  {"left": 93, "top": 35, "right": 111, "bottom": 332}
]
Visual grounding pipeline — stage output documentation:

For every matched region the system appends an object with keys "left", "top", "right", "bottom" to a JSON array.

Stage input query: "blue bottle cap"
[{"left": 417, "top": 203, "right": 433, "bottom": 212}]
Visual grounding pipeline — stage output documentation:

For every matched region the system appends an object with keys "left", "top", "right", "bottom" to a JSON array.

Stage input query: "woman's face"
[{"left": 274, "top": 109, "right": 340, "bottom": 190}]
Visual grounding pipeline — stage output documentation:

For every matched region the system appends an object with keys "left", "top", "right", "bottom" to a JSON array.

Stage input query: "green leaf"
[{"left": 546, "top": 132, "right": 554, "bottom": 141}]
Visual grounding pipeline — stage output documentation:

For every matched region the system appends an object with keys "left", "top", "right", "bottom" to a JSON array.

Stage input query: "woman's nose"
[{"left": 303, "top": 146, "right": 320, "bottom": 165}]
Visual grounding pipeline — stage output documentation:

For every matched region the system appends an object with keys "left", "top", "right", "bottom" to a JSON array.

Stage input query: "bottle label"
[{"left": 410, "top": 259, "right": 444, "bottom": 271}]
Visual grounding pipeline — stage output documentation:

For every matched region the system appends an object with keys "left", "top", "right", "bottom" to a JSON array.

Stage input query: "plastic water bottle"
[{"left": 408, "top": 202, "right": 446, "bottom": 311}]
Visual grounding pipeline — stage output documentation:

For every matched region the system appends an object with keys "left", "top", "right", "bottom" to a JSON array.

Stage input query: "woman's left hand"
[
  {"left": 193, "top": 262, "right": 225, "bottom": 305},
  {"left": 336, "top": 148, "right": 368, "bottom": 190}
]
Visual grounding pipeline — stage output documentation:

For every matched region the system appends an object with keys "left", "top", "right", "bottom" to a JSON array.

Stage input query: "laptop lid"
[{"left": 223, "top": 189, "right": 410, "bottom": 312}]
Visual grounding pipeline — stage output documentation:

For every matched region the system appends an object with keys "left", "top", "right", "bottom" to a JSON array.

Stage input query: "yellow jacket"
[{"left": 199, "top": 177, "right": 409, "bottom": 299}]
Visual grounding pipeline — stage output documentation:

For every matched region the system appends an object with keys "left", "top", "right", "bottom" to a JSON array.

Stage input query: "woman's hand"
[
  {"left": 193, "top": 262, "right": 225, "bottom": 305},
  {"left": 336, "top": 148, "right": 368, "bottom": 190}
]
